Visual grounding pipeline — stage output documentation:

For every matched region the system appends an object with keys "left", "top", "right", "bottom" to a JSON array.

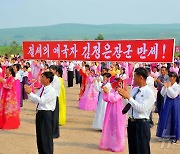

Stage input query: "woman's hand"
[
  {"left": 103, "top": 86, "right": 109, "bottom": 94},
  {"left": 24, "top": 85, "right": 32, "bottom": 94},
  {"left": 0, "top": 77, "right": 4, "bottom": 83},
  {"left": 118, "top": 88, "right": 130, "bottom": 100},
  {"left": 164, "top": 81, "right": 171, "bottom": 88}
]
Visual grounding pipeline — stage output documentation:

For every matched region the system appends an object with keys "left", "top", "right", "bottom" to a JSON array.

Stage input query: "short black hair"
[
  {"left": 26, "top": 62, "right": 30, "bottom": 67},
  {"left": 57, "top": 67, "right": 63, "bottom": 78},
  {"left": 161, "top": 66, "right": 168, "bottom": 71},
  {"left": 102, "top": 67, "right": 109, "bottom": 72},
  {"left": 6, "top": 66, "right": 15, "bottom": 77},
  {"left": 115, "top": 64, "right": 120, "bottom": 69},
  {"left": 49, "top": 65, "right": 57, "bottom": 71},
  {"left": 42, "top": 71, "right": 54, "bottom": 83},
  {"left": 90, "top": 69, "right": 95, "bottom": 74},
  {"left": 14, "top": 64, "right": 21, "bottom": 71},
  {"left": 135, "top": 67, "right": 148, "bottom": 80},
  {"left": 174, "top": 62, "right": 178, "bottom": 65},
  {"left": 121, "top": 67, "right": 126, "bottom": 74},
  {"left": 103, "top": 72, "right": 111, "bottom": 78},
  {"left": 145, "top": 67, "right": 151, "bottom": 73},
  {"left": 168, "top": 71, "right": 179, "bottom": 84},
  {"left": 85, "top": 64, "right": 89, "bottom": 68},
  {"left": 45, "top": 63, "right": 49, "bottom": 69},
  {"left": 23, "top": 65, "right": 28, "bottom": 70},
  {"left": 12, "top": 57, "right": 16, "bottom": 61}
]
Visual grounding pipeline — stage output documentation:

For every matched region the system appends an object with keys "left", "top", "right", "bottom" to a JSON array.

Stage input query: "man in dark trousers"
[
  {"left": 24, "top": 71, "right": 56, "bottom": 154},
  {"left": 67, "top": 61, "right": 74, "bottom": 87},
  {"left": 119, "top": 67, "right": 155, "bottom": 154}
]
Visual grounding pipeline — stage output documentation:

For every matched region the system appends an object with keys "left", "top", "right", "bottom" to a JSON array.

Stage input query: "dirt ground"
[{"left": 0, "top": 82, "right": 180, "bottom": 154}]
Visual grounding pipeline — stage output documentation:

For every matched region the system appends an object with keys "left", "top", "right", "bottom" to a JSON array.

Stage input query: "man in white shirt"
[
  {"left": 24, "top": 71, "right": 56, "bottom": 154},
  {"left": 49, "top": 65, "right": 61, "bottom": 138},
  {"left": 119, "top": 67, "right": 155, "bottom": 154},
  {"left": 67, "top": 61, "right": 74, "bottom": 87}
]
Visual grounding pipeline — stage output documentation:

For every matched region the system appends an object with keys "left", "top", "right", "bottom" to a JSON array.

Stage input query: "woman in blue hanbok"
[{"left": 156, "top": 72, "right": 180, "bottom": 143}]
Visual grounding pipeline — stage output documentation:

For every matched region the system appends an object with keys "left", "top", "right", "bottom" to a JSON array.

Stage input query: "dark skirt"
[
  {"left": 20, "top": 82, "right": 23, "bottom": 107},
  {"left": 156, "top": 96, "right": 180, "bottom": 140},
  {"left": 22, "top": 76, "right": 28, "bottom": 100},
  {"left": 52, "top": 97, "right": 60, "bottom": 138}
]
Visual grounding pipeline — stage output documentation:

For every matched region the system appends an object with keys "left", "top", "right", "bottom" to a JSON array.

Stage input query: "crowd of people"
[{"left": 0, "top": 54, "right": 179, "bottom": 154}]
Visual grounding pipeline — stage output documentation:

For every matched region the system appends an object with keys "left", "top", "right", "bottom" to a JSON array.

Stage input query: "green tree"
[
  {"left": 95, "top": 34, "right": 104, "bottom": 40},
  {"left": 9, "top": 41, "right": 22, "bottom": 55}
]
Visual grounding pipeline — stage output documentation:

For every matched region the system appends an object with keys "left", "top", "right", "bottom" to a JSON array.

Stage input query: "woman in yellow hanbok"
[{"left": 57, "top": 66, "right": 66, "bottom": 126}]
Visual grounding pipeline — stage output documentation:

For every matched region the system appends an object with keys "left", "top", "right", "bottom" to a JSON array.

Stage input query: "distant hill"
[{"left": 0, "top": 23, "right": 180, "bottom": 46}]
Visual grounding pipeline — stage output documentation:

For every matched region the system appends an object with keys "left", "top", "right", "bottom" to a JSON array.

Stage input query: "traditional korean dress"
[
  {"left": 79, "top": 69, "right": 90, "bottom": 98},
  {"left": 156, "top": 82, "right": 180, "bottom": 140},
  {"left": 62, "top": 62, "right": 68, "bottom": 81},
  {"left": 0, "top": 75, "right": 20, "bottom": 129},
  {"left": 31, "top": 61, "right": 42, "bottom": 88},
  {"left": 1, "top": 61, "right": 8, "bottom": 78},
  {"left": 27, "top": 67, "right": 34, "bottom": 93},
  {"left": 127, "top": 62, "right": 134, "bottom": 85},
  {"left": 14, "top": 72, "right": 21, "bottom": 111},
  {"left": 92, "top": 81, "right": 112, "bottom": 130},
  {"left": 99, "top": 89, "right": 126, "bottom": 152},
  {"left": 59, "top": 77, "right": 66, "bottom": 126},
  {"left": 78, "top": 75, "right": 99, "bottom": 111}
]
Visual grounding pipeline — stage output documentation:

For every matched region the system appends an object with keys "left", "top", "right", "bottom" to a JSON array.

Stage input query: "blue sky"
[{"left": 0, "top": 0, "right": 180, "bottom": 29}]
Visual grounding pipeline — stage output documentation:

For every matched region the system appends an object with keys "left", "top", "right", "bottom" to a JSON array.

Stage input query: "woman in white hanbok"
[{"left": 92, "top": 73, "right": 112, "bottom": 130}]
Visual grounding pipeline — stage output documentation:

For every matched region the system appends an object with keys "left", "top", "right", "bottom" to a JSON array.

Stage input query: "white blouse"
[
  {"left": 161, "top": 82, "right": 180, "bottom": 99},
  {"left": 15, "top": 72, "right": 21, "bottom": 80},
  {"left": 94, "top": 81, "right": 112, "bottom": 93}
]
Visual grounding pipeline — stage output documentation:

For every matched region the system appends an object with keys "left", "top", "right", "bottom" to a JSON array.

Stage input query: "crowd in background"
[{"left": 0, "top": 53, "right": 179, "bottom": 153}]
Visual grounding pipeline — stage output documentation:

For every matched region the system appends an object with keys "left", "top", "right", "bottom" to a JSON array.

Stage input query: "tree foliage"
[
  {"left": 95, "top": 34, "right": 104, "bottom": 40},
  {"left": 0, "top": 41, "right": 22, "bottom": 56}
]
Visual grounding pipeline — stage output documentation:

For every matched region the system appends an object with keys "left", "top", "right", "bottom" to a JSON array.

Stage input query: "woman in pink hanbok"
[
  {"left": 127, "top": 62, "right": 134, "bottom": 85},
  {"left": 78, "top": 70, "right": 99, "bottom": 111},
  {"left": 0, "top": 66, "right": 20, "bottom": 129},
  {"left": 31, "top": 60, "right": 42, "bottom": 88},
  {"left": 62, "top": 61, "right": 68, "bottom": 81},
  {"left": 91, "top": 62, "right": 97, "bottom": 74},
  {"left": 99, "top": 81, "right": 126, "bottom": 152},
  {"left": 26, "top": 62, "right": 34, "bottom": 93}
]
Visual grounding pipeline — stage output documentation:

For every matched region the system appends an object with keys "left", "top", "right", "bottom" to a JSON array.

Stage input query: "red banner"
[{"left": 23, "top": 39, "right": 175, "bottom": 62}]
